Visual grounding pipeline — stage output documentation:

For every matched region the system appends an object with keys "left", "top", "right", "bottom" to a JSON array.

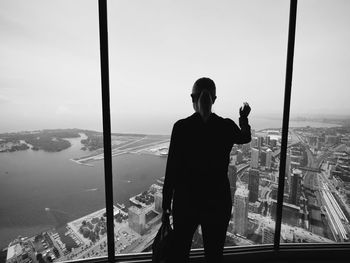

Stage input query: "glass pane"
[
  {"left": 108, "top": 0, "right": 288, "bottom": 254},
  {"left": 282, "top": 0, "right": 350, "bottom": 244},
  {"left": 0, "top": 1, "right": 108, "bottom": 262}
]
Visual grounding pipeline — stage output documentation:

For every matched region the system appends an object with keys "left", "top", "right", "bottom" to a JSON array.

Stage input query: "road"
[{"left": 297, "top": 129, "right": 350, "bottom": 242}]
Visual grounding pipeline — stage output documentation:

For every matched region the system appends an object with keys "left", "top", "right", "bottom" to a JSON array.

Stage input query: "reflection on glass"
[
  {"left": 282, "top": 0, "right": 350, "bottom": 243},
  {"left": 108, "top": 0, "right": 288, "bottom": 253},
  {"left": 0, "top": 0, "right": 107, "bottom": 262}
]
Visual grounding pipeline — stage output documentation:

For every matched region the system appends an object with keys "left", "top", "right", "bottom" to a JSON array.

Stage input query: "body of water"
[
  {"left": 0, "top": 119, "right": 340, "bottom": 249},
  {"left": 0, "top": 137, "right": 166, "bottom": 249}
]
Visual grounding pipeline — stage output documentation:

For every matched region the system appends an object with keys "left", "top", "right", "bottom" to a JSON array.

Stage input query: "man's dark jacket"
[{"left": 162, "top": 112, "right": 251, "bottom": 213}]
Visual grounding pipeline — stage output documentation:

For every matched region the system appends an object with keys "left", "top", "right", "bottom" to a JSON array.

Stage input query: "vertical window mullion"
[
  {"left": 98, "top": 0, "right": 115, "bottom": 261},
  {"left": 274, "top": 0, "right": 298, "bottom": 249}
]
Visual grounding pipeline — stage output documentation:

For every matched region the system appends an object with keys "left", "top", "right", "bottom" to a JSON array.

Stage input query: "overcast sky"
[{"left": 0, "top": 0, "right": 349, "bottom": 134}]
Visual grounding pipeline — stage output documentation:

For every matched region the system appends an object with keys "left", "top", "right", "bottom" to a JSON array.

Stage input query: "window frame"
[
  {"left": 273, "top": 0, "right": 297, "bottom": 249},
  {"left": 98, "top": 0, "right": 115, "bottom": 261}
]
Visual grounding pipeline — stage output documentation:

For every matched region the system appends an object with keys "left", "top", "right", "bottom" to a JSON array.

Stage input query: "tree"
[{"left": 82, "top": 228, "right": 90, "bottom": 239}]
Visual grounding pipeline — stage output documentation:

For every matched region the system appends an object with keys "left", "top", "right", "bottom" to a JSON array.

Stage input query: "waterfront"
[
  {"left": 0, "top": 137, "right": 166, "bottom": 249},
  {"left": 0, "top": 119, "right": 341, "bottom": 249}
]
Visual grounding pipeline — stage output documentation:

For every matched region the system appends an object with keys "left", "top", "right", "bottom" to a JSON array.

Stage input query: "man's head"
[{"left": 191, "top": 77, "right": 216, "bottom": 113}]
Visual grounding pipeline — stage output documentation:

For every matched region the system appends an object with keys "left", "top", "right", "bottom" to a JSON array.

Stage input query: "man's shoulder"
[
  {"left": 212, "top": 113, "right": 237, "bottom": 127},
  {"left": 173, "top": 114, "right": 197, "bottom": 127}
]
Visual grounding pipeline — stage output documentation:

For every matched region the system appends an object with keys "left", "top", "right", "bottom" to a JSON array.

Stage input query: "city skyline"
[
  {"left": 2, "top": 123, "right": 350, "bottom": 262},
  {"left": 1, "top": 0, "right": 350, "bottom": 134}
]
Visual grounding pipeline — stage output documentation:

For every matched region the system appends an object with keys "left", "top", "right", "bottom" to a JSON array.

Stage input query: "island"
[
  {"left": 0, "top": 129, "right": 170, "bottom": 159},
  {"left": 0, "top": 129, "right": 81, "bottom": 153}
]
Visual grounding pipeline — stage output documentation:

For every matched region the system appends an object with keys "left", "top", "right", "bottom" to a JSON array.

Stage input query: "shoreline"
[{"left": 69, "top": 138, "right": 170, "bottom": 166}]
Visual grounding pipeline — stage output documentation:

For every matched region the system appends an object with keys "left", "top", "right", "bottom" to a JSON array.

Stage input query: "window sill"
[{"left": 59, "top": 243, "right": 350, "bottom": 263}]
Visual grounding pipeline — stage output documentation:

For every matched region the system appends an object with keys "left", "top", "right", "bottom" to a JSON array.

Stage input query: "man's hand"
[{"left": 239, "top": 102, "right": 251, "bottom": 118}]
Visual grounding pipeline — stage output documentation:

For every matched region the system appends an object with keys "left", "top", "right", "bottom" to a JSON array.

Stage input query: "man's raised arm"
[{"left": 233, "top": 102, "right": 251, "bottom": 144}]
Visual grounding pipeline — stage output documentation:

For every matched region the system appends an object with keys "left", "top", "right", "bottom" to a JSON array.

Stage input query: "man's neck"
[{"left": 198, "top": 111, "right": 212, "bottom": 123}]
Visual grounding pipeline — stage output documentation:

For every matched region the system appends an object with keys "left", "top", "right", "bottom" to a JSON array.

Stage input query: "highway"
[
  {"left": 320, "top": 181, "right": 349, "bottom": 241},
  {"left": 296, "top": 129, "right": 350, "bottom": 242},
  {"left": 236, "top": 163, "right": 250, "bottom": 183}
]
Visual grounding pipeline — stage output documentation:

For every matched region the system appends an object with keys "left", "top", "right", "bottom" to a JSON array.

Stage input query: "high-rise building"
[
  {"left": 266, "top": 148, "right": 272, "bottom": 169},
  {"left": 251, "top": 147, "right": 259, "bottom": 169},
  {"left": 289, "top": 169, "right": 302, "bottom": 206},
  {"left": 328, "top": 163, "right": 335, "bottom": 179},
  {"left": 154, "top": 191, "right": 163, "bottom": 213},
  {"left": 128, "top": 206, "right": 146, "bottom": 235},
  {"left": 251, "top": 137, "right": 258, "bottom": 148},
  {"left": 257, "top": 136, "right": 263, "bottom": 151},
  {"left": 242, "top": 143, "right": 250, "bottom": 155},
  {"left": 265, "top": 135, "right": 270, "bottom": 146},
  {"left": 286, "top": 153, "right": 291, "bottom": 185},
  {"left": 270, "top": 139, "right": 277, "bottom": 147},
  {"left": 230, "top": 155, "right": 237, "bottom": 165},
  {"left": 248, "top": 168, "right": 260, "bottom": 203},
  {"left": 234, "top": 187, "right": 249, "bottom": 237},
  {"left": 260, "top": 151, "right": 266, "bottom": 167},
  {"left": 241, "top": 170, "right": 249, "bottom": 184},
  {"left": 236, "top": 149, "right": 243, "bottom": 164},
  {"left": 316, "top": 140, "right": 322, "bottom": 151},
  {"left": 228, "top": 165, "right": 237, "bottom": 200}
]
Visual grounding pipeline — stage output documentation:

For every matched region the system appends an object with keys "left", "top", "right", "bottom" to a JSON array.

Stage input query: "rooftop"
[{"left": 6, "top": 244, "right": 22, "bottom": 261}]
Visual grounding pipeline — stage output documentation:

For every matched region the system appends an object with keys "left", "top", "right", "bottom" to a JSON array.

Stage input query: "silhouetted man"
[{"left": 162, "top": 77, "right": 251, "bottom": 263}]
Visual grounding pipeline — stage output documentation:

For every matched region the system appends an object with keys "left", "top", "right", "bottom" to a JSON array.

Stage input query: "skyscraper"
[
  {"left": 251, "top": 137, "right": 258, "bottom": 148},
  {"left": 242, "top": 143, "right": 250, "bottom": 155},
  {"left": 248, "top": 168, "right": 260, "bottom": 203},
  {"left": 286, "top": 153, "right": 291, "bottom": 192},
  {"left": 241, "top": 170, "right": 249, "bottom": 184},
  {"left": 236, "top": 149, "right": 243, "bottom": 164},
  {"left": 289, "top": 169, "right": 302, "bottom": 206},
  {"left": 257, "top": 136, "right": 263, "bottom": 151},
  {"left": 270, "top": 139, "right": 277, "bottom": 147},
  {"left": 154, "top": 191, "right": 163, "bottom": 213},
  {"left": 234, "top": 187, "right": 249, "bottom": 237},
  {"left": 128, "top": 206, "right": 146, "bottom": 235},
  {"left": 228, "top": 164, "right": 237, "bottom": 200},
  {"left": 260, "top": 150, "right": 266, "bottom": 167},
  {"left": 251, "top": 147, "right": 259, "bottom": 168},
  {"left": 266, "top": 148, "right": 272, "bottom": 169}
]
